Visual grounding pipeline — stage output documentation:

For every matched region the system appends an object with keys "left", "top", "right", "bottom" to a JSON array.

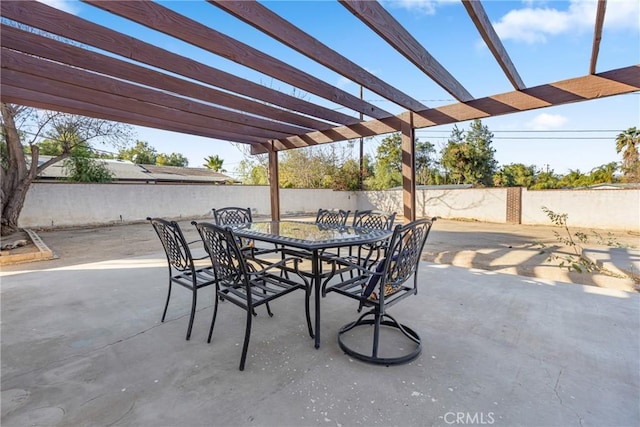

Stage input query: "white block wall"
[{"left": 19, "top": 183, "right": 640, "bottom": 231}]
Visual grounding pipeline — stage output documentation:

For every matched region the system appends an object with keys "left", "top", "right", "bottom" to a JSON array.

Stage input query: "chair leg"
[
  {"left": 263, "top": 285, "right": 274, "bottom": 317},
  {"left": 372, "top": 312, "right": 381, "bottom": 359},
  {"left": 305, "top": 287, "right": 314, "bottom": 338},
  {"left": 265, "top": 302, "right": 274, "bottom": 317},
  {"left": 161, "top": 280, "right": 172, "bottom": 322},
  {"left": 207, "top": 290, "right": 220, "bottom": 343},
  {"left": 186, "top": 289, "right": 197, "bottom": 340},
  {"left": 239, "top": 306, "right": 253, "bottom": 371}
]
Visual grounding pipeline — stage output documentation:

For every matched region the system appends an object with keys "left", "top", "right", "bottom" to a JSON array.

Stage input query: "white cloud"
[
  {"left": 526, "top": 113, "right": 568, "bottom": 130},
  {"left": 494, "top": 0, "right": 639, "bottom": 44},
  {"left": 385, "top": 0, "right": 457, "bottom": 16},
  {"left": 602, "top": 0, "right": 640, "bottom": 30},
  {"left": 37, "top": 0, "right": 80, "bottom": 15}
]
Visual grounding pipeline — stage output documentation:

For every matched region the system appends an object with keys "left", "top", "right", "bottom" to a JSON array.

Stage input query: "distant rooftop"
[{"left": 34, "top": 156, "right": 238, "bottom": 184}]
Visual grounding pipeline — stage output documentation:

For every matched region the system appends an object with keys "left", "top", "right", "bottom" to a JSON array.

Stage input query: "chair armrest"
[
  {"left": 246, "top": 255, "right": 303, "bottom": 276},
  {"left": 187, "top": 238, "right": 210, "bottom": 260}
]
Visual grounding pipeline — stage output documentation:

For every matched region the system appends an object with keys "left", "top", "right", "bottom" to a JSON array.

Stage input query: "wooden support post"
[
  {"left": 401, "top": 112, "right": 416, "bottom": 223},
  {"left": 268, "top": 144, "right": 280, "bottom": 221}
]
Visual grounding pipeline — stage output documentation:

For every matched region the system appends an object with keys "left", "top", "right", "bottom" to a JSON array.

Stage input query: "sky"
[{"left": 42, "top": 0, "right": 639, "bottom": 177}]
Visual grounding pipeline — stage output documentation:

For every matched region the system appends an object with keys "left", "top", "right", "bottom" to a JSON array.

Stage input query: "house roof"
[
  {"left": 1, "top": 0, "right": 638, "bottom": 156},
  {"left": 139, "top": 164, "right": 236, "bottom": 183},
  {"left": 35, "top": 156, "right": 237, "bottom": 183}
]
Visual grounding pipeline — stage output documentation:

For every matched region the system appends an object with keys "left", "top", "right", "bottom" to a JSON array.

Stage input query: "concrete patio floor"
[{"left": 2, "top": 238, "right": 638, "bottom": 426}]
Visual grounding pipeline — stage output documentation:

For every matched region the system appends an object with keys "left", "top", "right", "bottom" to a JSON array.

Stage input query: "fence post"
[{"left": 506, "top": 187, "right": 522, "bottom": 224}]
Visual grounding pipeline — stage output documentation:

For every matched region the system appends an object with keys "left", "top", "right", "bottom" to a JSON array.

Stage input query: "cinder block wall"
[
  {"left": 19, "top": 183, "right": 640, "bottom": 231},
  {"left": 19, "top": 183, "right": 357, "bottom": 228},
  {"left": 520, "top": 188, "right": 640, "bottom": 229}
]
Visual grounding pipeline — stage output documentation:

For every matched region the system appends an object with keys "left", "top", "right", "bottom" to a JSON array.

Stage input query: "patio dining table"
[{"left": 231, "top": 220, "right": 394, "bottom": 349}]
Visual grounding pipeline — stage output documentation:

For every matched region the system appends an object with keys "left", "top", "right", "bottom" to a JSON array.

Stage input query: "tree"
[
  {"left": 367, "top": 134, "right": 402, "bottom": 190},
  {"left": 558, "top": 169, "right": 589, "bottom": 188},
  {"left": 157, "top": 152, "right": 189, "bottom": 167},
  {"left": 615, "top": 127, "right": 640, "bottom": 183},
  {"left": 493, "top": 163, "right": 537, "bottom": 187},
  {"left": 415, "top": 140, "right": 438, "bottom": 185},
  {"left": 530, "top": 170, "right": 560, "bottom": 190},
  {"left": 333, "top": 158, "right": 367, "bottom": 191},
  {"left": 588, "top": 162, "right": 619, "bottom": 185},
  {"left": 203, "top": 155, "right": 226, "bottom": 172},
  {"left": 236, "top": 158, "right": 269, "bottom": 185},
  {"left": 1, "top": 103, "right": 133, "bottom": 235},
  {"left": 279, "top": 147, "right": 336, "bottom": 188},
  {"left": 440, "top": 120, "right": 497, "bottom": 186},
  {"left": 118, "top": 141, "right": 157, "bottom": 165},
  {"left": 367, "top": 133, "right": 438, "bottom": 189},
  {"left": 63, "top": 152, "right": 114, "bottom": 183}
]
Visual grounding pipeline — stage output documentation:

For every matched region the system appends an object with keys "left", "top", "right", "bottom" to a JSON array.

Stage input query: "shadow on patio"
[{"left": 1, "top": 246, "right": 638, "bottom": 426}]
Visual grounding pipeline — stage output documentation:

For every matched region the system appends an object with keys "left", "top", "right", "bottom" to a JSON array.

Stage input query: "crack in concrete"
[{"left": 553, "top": 369, "right": 584, "bottom": 427}]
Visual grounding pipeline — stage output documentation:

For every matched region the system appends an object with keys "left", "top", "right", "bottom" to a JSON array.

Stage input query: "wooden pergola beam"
[
  {"left": 1, "top": 48, "right": 309, "bottom": 137},
  {"left": 462, "top": 0, "right": 526, "bottom": 90},
  {"left": 210, "top": 0, "right": 429, "bottom": 112},
  {"left": 1, "top": 85, "right": 270, "bottom": 148},
  {"left": 269, "top": 66, "right": 640, "bottom": 150},
  {"left": 0, "top": 1, "right": 351, "bottom": 129},
  {"left": 401, "top": 113, "right": 416, "bottom": 223},
  {"left": 1, "top": 70, "right": 289, "bottom": 141},
  {"left": 590, "top": 0, "right": 607, "bottom": 74},
  {"left": 340, "top": 0, "right": 474, "bottom": 102},
  {"left": 268, "top": 147, "right": 280, "bottom": 221},
  {"left": 83, "top": 0, "right": 393, "bottom": 120}
]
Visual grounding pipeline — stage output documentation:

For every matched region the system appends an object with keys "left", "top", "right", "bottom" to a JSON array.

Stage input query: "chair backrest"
[
  {"left": 352, "top": 210, "right": 396, "bottom": 230},
  {"left": 147, "top": 217, "right": 194, "bottom": 272},
  {"left": 193, "top": 222, "right": 248, "bottom": 289},
  {"left": 212, "top": 207, "right": 252, "bottom": 226},
  {"left": 363, "top": 217, "right": 435, "bottom": 300},
  {"left": 315, "top": 209, "right": 350, "bottom": 226}
]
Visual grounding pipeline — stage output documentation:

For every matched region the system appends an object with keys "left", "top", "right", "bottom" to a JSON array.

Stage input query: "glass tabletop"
[{"left": 231, "top": 220, "right": 393, "bottom": 251}]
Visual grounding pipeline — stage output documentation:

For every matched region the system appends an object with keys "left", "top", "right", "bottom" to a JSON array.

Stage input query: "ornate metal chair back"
[
  {"left": 352, "top": 210, "right": 396, "bottom": 230},
  {"left": 315, "top": 208, "right": 350, "bottom": 226},
  {"left": 375, "top": 217, "right": 434, "bottom": 301},
  {"left": 196, "top": 222, "right": 247, "bottom": 288},
  {"left": 213, "top": 207, "right": 252, "bottom": 226},
  {"left": 149, "top": 217, "right": 193, "bottom": 272}
]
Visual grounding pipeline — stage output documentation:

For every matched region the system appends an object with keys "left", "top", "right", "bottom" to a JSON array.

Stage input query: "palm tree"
[
  {"left": 588, "top": 162, "right": 619, "bottom": 184},
  {"left": 615, "top": 127, "right": 640, "bottom": 182},
  {"left": 203, "top": 155, "right": 226, "bottom": 172}
]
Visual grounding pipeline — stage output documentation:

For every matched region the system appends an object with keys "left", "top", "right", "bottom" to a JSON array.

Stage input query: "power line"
[{"left": 416, "top": 129, "right": 622, "bottom": 133}]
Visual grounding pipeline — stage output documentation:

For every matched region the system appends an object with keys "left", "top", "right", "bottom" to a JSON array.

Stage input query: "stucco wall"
[
  {"left": 359, "top": 188, "right": 508, "bottom": 222},
  {"left": 19, "top": 183, "right": 357, "bottom": 228},
  {"left": 19, "top": 182, "right": 639, "bottom": 231},
  {"left": 521, "top": 188, "right": 640, "bottom": 229}
]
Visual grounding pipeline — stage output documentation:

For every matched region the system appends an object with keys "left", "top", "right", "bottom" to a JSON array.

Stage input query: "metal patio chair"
[
  {"left": 325, "top": 217, "right": 435, "bottom": 365},
  {"left": 147, "top": 217, "right": 216, "bottom": 340},
  {"left": 212, "top": 206, "right": 253, "bottom": 226},
  {"left": 193, "top": 221, "right": 312, "bottom": 371},
  {"left": 315, "top": 208, "right": 350, "bottom": 226},
  {"left": 348, "top": 209, "right": 397, "bottom": 270},
  {"left": 212, "top": 206, "right": 265, "bottom": 254}
]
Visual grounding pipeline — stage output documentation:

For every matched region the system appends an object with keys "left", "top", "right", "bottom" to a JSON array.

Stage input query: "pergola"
[{"left": 2, "top": 0, "right": 639, "bottom": 221}]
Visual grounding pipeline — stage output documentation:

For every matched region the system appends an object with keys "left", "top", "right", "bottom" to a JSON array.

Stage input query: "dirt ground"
[{"left": 2, "top": 217, "right": 638, "bottom": 291}]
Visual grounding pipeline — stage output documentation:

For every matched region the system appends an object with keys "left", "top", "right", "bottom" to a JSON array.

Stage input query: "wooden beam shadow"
[
  {"left": 523, "top": 85, "right": 586, "bottom": 105},
  {"left": 413, "top": 109, "right": 458, "bottom": 126},
  {"left": 466, "top": 97, "right": 520, "bottom": 116},
  {"left": 599, "top": 66, "right": 640, "bottom": 87}
]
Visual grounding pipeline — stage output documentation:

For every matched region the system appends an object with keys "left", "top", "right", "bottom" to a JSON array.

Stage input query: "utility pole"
[{"left": 359, "top": 85, "right": 364, "bottom": 189}]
